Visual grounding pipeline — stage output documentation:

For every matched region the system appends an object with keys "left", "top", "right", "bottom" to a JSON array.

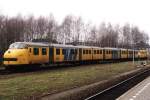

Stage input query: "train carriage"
[
  {"left": 112, "top": 48, "right": 120, "bottom": 60},
  {"left": 50, "top": 44, "right": 79, "bottom": 63},
  {"left": 0, "top": 50, "right": 2, "bottom": 64},
  {"left": 127, "top": 49, "right": 133, "bottom": 60},
  {"left": 120, "top": 49, "right": 128, "bottom": 60},
  {"left": 92, "top": 47, "right": 103, "bottom": 61},
  {"left": 78, "top": 46, "right": 92, "bottom": 61},
  {"left": 138, "top": 50, "right": 147, "bottom": 59},
  {"left": 134, "top": 50, "right": 139, "bottom": 59},
  {"left": 103, "top": 48, "right": 112, "bottom": 60},
  {"left": 3, "top": 42, "right": 149, "bottom": 67},
  {"left": 28, "top": 43, "right": 49, "bottom": 64}
]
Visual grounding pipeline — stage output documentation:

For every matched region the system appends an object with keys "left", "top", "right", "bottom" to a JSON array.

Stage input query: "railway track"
[
  {"left": 0, "top": 63, "right": 76, "bottom": 76},
  {"left": 0, "top": 61, "right": 147, "bottom": 76},
  {"left": 85, "top": 68, "right": 150, "bottom": 100}
]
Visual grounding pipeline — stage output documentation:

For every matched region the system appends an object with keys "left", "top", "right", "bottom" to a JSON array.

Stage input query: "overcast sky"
[{"left": 0, "top": 0, "right": 150, "bottom": 35}]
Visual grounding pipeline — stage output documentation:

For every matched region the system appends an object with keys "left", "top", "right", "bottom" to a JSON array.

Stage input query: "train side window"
[
  {"left": 106, "top": 50, "right": 108, "bottom": 54},
  {"left": 75, "top": 49, "right": 77, "bottom": 54},
  {"left": 94, "top": 50, "right": 96, "bottom": 54},
  {"left": 34, "top": 48, "right": 39, "bottom": 55},
  {"left": 42, "top": 48, "right": 47, "bottom": 55},
  {"left": 100, "top": 50, "right": 102, "bottom": 54},
  {"left": 71, "top": 49, "right": 75, "bottom": 54},
  {"left": 29, "top": 48, "right": 32, "bottom": 53},
  {"left": 89, "top": 50, "right": 91, "bottom": 54},
  {"left": 96, "top": 50, "right": 99, "bottom": 54},
  {"left": 62, "top": 49, "right": 66, "bottom": 55},
  {"left": 83, "top": 50, "right": 85, "bottom": 54},
  {"left": 56, "top": 49, "right": 60, "bottom": 55},
  {"left": 84, "top": 50, "right": 86, "bottom": 54},
  {"left": 86, "top": 50, "right": 88, "bottom": 54}
]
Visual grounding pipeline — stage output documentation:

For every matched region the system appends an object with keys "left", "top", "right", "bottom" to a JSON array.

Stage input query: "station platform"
[{"left": 117, "top": 76, "right": 150, "bottom": 100}]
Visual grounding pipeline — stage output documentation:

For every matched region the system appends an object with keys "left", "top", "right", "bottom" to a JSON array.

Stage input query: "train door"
[
  {"left": 49, "top": 48, "right": 53, "bottom": 63},
  {"left": 74, "top": 49, "right": 78, "bottom": 61},
  {"left": 79, "top": 48, "right": 82, "bottom": 61},
  {"left": 103, "top": 49, "right": 105, "bottom": 60},
  {"left": 71, "top": 49, "right": 76, "bottom": 61},
  {"left": 63, "top": 48, "right": 67, "bottom": 61},
  {"left": 28, "top": 47, "right": 32, "bottom": 64},
  {"left": 112, "top": 50, "right": 114, "bottom": 59}
]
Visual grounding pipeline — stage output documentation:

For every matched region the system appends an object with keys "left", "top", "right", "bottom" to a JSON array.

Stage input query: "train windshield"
[{"left": 9, "top": 43, "right": 27, "bottom": 49}]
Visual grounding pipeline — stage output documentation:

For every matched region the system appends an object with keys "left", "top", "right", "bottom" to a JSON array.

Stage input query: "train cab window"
[
  {"left": 33, "top": 48, "right": 39, "bottom": 55},
  {"left": 56, "top": 49, "right": 60, "bottom": 55},
  {"left": 9, "top": 42, "right": 28, "bottom": 49},
  {"left": 42, "top": 48, "right": 47, "bottom": 55}
]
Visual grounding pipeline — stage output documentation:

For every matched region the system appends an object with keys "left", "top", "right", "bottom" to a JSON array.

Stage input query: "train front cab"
[
  {"left": 4, "top": 42, "right": 51, "bottom": 66},
  {"left": 3, "top": 42, "right": 30, "bottom": 66}
]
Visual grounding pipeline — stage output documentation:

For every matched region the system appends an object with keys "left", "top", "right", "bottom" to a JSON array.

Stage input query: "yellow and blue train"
[{"left": 3, "top": 42, "right": 148, "bottom": 67}]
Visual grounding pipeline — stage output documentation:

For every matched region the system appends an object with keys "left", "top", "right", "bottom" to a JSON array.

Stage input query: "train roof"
[
  {"left": 104, "top": 47, "right": 120, "bottom": 50},
  {"left": 11, "top": 42, "right": 142, "bottom": 51},
  {"left": 16, "top": 42, "right": 50, "bottom": 47}
]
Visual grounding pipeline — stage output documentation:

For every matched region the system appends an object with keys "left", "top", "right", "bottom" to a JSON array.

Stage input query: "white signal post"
[{"left": 133, "top": 43, "right": 135, "bottom": 65}]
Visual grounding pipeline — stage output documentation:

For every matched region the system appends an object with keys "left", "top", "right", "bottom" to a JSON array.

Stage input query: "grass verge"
[{"left": 0, "top": 61, "right": 143, "bottom": 100}]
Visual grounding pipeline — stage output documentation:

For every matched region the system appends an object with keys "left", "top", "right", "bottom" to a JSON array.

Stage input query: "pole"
[{"left": 133, "top": 43, "right": 134, "bottom": 64}]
